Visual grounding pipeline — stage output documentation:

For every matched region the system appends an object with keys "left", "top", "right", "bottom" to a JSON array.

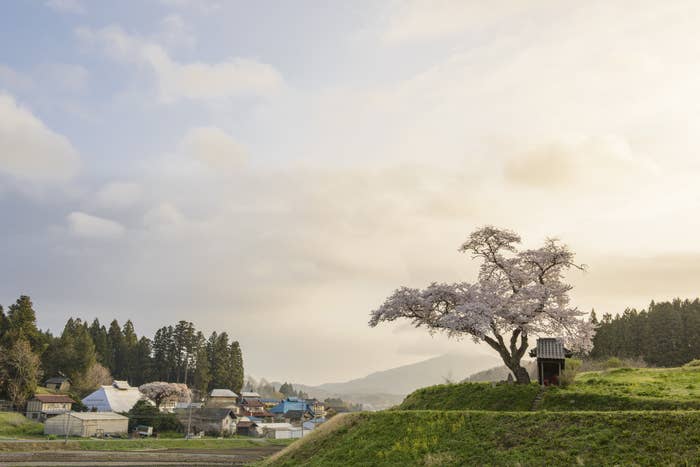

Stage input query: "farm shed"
[
  {"left": 44, "top": 412, "right": 128, "bottom": 437},
  {"left": 529, "top": 338, "right": 573, "bottom": 386},
  {"left": 26, "top": 394, "right": 75, "bottom": 421}
]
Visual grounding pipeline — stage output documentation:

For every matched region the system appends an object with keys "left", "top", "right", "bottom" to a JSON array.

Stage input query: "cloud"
[
  {"left": 0, "top": 93, "right": 80, "bottom": 182},
  {"left": 76, "top": 26, "right": 284, "bottom": 102},
  {"left": 503, "top": 135, "right": 657, "bottom": 189},
  {"left": 381, "top": 0, "right": 546, "bottom": 45},
  {"left": 66, "top": 212, "right": 125, "bottom": 239},
  {"left": 158, "top": 0, "right": 221, "bottom": 14},
  {"left": 180, "top": 126, "right": 247, "bottom": 171},
  {"left": 0, "top": 65, "right": 32, "bottom": 92},
  {"left": 156, "top": 14, "right": 196, "bottom": 50},
  {"left": 94, "top": 182, "right": 142, "bottom": 209},
  {"left": 46, "top": 0, "right": 85, "bottom": 14}
]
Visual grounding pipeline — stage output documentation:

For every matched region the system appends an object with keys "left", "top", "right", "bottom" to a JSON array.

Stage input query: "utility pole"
[{"left": 186, "top": 402, "right": 193, "bottom": 439}]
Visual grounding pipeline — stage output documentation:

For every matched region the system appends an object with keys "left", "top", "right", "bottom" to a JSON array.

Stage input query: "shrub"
[
  {"left": 684, "top": 359, "right": 700, "bottom": 368},
  {"left": 560, "top": 358, "right": 582, "bottom": 388},
  {"left": 604, "top": 357, "right": 623, "bottom": 369}
]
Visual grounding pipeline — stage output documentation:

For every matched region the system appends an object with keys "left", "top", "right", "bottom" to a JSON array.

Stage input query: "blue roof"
[{"left": 269, "top": 398, "right": 309, "bottom": 414}]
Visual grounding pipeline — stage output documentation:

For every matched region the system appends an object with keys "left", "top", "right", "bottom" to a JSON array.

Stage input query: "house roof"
[
  {"left": 45, "top": 376, "right": 70, "bottom": 384},
  {"left": 210, "top": 389, "right": 238, "bottom": 398},
  {"left": 532, "top": 338, "right": 570, "bottom": 359},
  {"left": 62, "top": 412, "right": 128, "bottom": 421},
  {"left": 242, "top": 399, "right": 264, "bottom": 407},
  {"left": 82, "top": 385, "right": 149, "bottom": 412},
  {"left": 175, "top": 407, "right": 235, "bottom": 421},
  {"left": 112, "top": 380, "right": 131, "bottom": 390},
  {"left": 32, "top": 394, "right": 75, "bottom": 404},
  {"left": 236, "top": 421, "right": 258, "bottom": 428},
  {"left": 240, "top": 391, "right": 261, "bottom": 398}
]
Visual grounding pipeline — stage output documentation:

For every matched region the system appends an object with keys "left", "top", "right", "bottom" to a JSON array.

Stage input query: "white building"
[
  {"left": 257, "top": 422, "right": 309, "bottom": 439},
  {"left": 44, "top": 412, "right": 128, "bottom": 437},
  {"left": 82, "top": 381, "right": 149, "bottom": 412}
]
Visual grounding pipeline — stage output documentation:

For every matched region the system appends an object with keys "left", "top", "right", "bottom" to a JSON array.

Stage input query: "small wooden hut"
[{"left": 530, "top": 338, "right": 572, "bottom": 386}]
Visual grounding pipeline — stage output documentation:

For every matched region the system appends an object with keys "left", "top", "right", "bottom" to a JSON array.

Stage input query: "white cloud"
[
  {"left": 181, "top": 126, "right": 247, "bottom": 171},
  {"left": 157, "top": 14, "right": 196, "bottom": 50},
  {"left": 143, "top": 202, "right": 185, "bottom": 228},
  {"left": 46, "top": 0, "right": 85, "bottom": 14},
  {"left": 0, "top": 93, "right": 80, "bottom": 182},
  {"left": 0, "top": 65, "right": 32, "bottom": 92},
  {"left": 94, "top": 182, "right": 142, "bottom": 209},
  {"left": 381, "top": 0, "right": 546, "bottom": 45},
  {"left": 67, "top": 212, "right": 125, "bottom": 239},
  {"left": 503, "top": 135, "right": 658, "bottom": 189},
  {"left": 76, "top": 26, "right": 284, "bottom": 102}
]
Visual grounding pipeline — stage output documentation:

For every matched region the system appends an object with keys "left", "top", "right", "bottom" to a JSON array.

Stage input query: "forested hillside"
[
  {"left": 0, "top": 295, "right": 244, "bottom": 409},
  {"left": 591, "top": 298, "right": 700, "bottom": 366}
]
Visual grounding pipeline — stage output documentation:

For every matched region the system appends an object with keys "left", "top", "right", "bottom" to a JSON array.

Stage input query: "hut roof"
[{"left": 531, "top": 338, "right": 570, "bottom": 359}]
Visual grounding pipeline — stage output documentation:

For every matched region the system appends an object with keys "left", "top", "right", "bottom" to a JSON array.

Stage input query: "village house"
[
  {"left": 174, "top": 407, "right": 237, "bottom": 436},
  {"left": 306, "top": 399, "right": 326, "bottom": 418},
  {"left": 82, "top": 380, "right": 149, "bottom": 412},
  {"left": 25, "top": 395, "right": 75, "bottom": 421},
  {"left": 44, "top": 376, "right": 71, "bottom": 392},
  {"left": 238, "top": 391, "right": 261, "bottom": 402},
  {"left": 260, "top": 398, "right": 281, "bottom": 409},
  {"left": 239, "top": 398, "right": 273, "bottom": 419},
  {"left": 206, "top": 389, "right": 239, "bottom": 409},
  {"left": 236, "top": 420, "right": 258, "bottom": 436},
  {"left": 44, "top": 412, "right": 128, "bottom": 437}
]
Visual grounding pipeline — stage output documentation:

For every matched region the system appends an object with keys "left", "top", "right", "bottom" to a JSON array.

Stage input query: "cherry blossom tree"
[
  {"left": 369, "top": 226, "right": 595, "bottom": 384},
  {"left": 139, "top": 382, "right": 191, "bottom": 409}
]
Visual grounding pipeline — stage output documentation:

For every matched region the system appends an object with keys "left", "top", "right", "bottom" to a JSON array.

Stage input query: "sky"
[{"left": 2, "top": 0, "right": 700, "bottom": 385}]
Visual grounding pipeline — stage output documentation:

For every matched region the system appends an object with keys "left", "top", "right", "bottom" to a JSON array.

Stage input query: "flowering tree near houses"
[
  {"left": 139, "top": 382, "right": 192, "bottom": 409},
  {"left": 369, "top": 226, "right": 595, "bottom": 384}
]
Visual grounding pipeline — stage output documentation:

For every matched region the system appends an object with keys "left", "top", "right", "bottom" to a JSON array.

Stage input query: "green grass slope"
[
  {"left": 542, "top": 366, "right": 700, "bottom": 410},
  {"left": 266, "top": 411, "right": 700, "bottom": 466},
  {"left": 397, "top": 382, "right": 539, "bottom": 411},
  {"left": 0, "top": 413, "right": 44, "bottom": 439}
]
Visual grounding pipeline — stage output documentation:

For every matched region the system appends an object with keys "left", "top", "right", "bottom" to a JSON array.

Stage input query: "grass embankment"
[
  {"left": 542, "top": 366, "right": 700, "bottom": 410},
  {"left": 0, "top": 437, "right": 294, "bottom": 452},
  {"left": 398, "top": 365, "right": 700, "bottom": 412},
  {"left": 266, "top": 411, "right": 700, "bottom": 466},
  {"left": 0, "top": 413, "right": 44, "bottom": 439},
  {"left": 397, "top": 381, "right": 539, "bottom": 411}
]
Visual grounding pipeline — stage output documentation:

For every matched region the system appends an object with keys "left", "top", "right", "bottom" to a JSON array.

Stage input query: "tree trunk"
[{"left": 512, "top": 365, "right": 530, "bottom": 384}]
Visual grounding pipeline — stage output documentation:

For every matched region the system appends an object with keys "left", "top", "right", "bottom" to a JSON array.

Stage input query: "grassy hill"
[
  {"left": 0, "top": 413, "right": 43, "bottom": 439},
  {"left": 397, "top": 381, "right": 539, "bottom": 411},
  {"left": 398, "top": 365, "right": 700, "bottom": 412},
  {"left": 542, "top": 366, "right": 700, "bottom": 411},
  {"left": 266, "top": 411, "right": 700, "bottom": 466},
  {"left": 267, "top": 364, "right": 700, "bottom": 465}
]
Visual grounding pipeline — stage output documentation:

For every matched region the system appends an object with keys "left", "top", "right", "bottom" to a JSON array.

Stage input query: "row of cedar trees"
[
  {"left": 590, "top": 298, "right": 700, "bottom": 367},
  {"left": 0, "top": 295, "right": 244, "bottom": 408}
]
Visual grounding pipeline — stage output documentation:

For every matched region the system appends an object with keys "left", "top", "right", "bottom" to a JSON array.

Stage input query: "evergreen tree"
[
  {"left": 88, "top": 319, "right": 109, "bottom": 366},
  {"left": 133, "top": 337, "right": 154, "bottom": 386},
  {"left": 122, "top": 320, "right": 139, "bottom": 382},
  {"left": 230, "top": 341, "right": 244, "bottom": 394},
  {"left": 4, "top": 296, "right": 44, "bottom": 352},
  {"left": 107, "top": 320, "right": 124, "bottom": 378}
]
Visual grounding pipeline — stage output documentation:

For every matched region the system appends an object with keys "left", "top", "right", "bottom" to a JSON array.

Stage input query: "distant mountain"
[
  {"left": 464, "top": 361, "right": 537, "bottom": 382},
  {"left": 293, "top": 352, "right": 501, "bottom": 409}
]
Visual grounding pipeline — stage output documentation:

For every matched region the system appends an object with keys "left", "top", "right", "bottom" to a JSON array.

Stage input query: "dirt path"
[{"left": 0, "top": 445, "right": 286, "bottom": 466}]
